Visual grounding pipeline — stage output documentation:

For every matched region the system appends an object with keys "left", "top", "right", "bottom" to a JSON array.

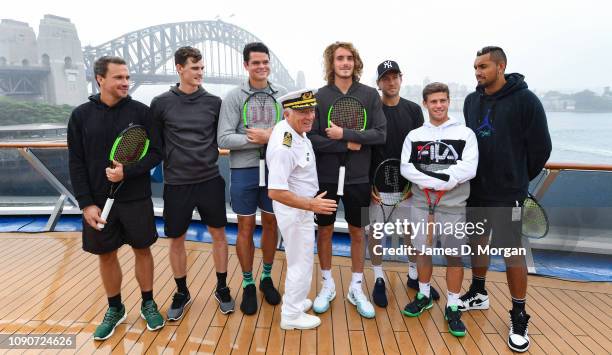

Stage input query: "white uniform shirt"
[{"left": 266, "top": 120, "right": 318, "bottom": 198}]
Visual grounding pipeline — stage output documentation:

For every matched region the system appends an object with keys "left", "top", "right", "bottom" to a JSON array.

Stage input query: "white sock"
[
  {"left": 408, "top": 262, "right": 418, "bottom": 280},
  {"left": 321, "top": 269, "right": 334, "bottom": 288},
  {"left": 372, "top": 265, "right": 384, "bottom": 281},
  {"left": 419, "top": 282, "right": 431, "bottom": 298},
  {"left": 350, "top": 272, "right": 363, "bottom": 292},
  {"left": 447, "top": 291, "right": 461, "bottom": 308}
]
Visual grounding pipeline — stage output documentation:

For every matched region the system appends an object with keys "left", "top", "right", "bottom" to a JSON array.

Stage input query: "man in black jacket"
[
  {"left": 148, "top": 46, "right": 235, "bottom": 319},
  {"left": 308, "top": 42, "right": 386, "bottom": 318},
  {"left": 367, "top": 60, "right": 440, "bottom": 308},
  {"left": 68, "top": 56, "right": 165, "bottom": 340},
  {"left": 460, "top": 46, "right": 551, "bottom": 353}
]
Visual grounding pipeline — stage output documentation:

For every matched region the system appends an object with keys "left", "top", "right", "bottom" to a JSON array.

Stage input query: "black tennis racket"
[
  {"left": 373, "top": 158, "right": 411, "bottom": 225},
  {"left": 414, "top": 141, "right": 459, "bottom": 245},
  {"left": 243, "top": 91, "right": 281, "bottom": 186},
  {"left": 98, "top": 124, "right": 150, "bottom": 229},
  {"left": 522, "top": 193, "right": 549, "bottom": 238},
  {"left": 327, "top": 96, "right": 367, "bottom": 196}
]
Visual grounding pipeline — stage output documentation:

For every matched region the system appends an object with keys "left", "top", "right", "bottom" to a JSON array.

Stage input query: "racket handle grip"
[
  {"left": 97, "top": 198, "right": 115, "bottom": 230},
  {"left": 426, "top": 213, "right": 434, "bottom": 246},
  {"left": 337, "top": 166, "right": 346, "bottom": 196},
  {"left": 259, "top": 159, "right": 266, "bottom": 187}
]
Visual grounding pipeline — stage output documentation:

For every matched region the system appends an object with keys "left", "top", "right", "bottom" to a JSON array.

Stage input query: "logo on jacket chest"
[{"left": 413, "top": 140, "right": 464, "bottom": 164}]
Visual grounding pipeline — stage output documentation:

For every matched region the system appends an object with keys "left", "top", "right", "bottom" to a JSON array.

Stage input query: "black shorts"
[
  {"left": 466, "top": 198, "right": 524, "bottom": 249},
  {"left": 163, "top": 176, "right": 228, "bottom": 237},
  {"left": 315, "top": 183, "right": 370, "bottom": 227},
  {"left": 82, "top": 198, "right": 158, "bottom": 255}
]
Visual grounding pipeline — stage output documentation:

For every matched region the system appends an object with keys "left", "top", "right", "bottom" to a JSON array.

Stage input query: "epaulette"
[{"left": 282, "top": 132, "right": 292, "bottom": 147}]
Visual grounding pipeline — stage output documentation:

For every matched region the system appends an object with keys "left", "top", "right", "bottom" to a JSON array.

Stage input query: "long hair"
[{"left": 323, "top": 41, "right": 363, "bottom": 85}]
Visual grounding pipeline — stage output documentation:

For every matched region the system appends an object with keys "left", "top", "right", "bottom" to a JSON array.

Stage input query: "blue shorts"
[{"left": 230, "top": 167, "right": 274, "bottom": 215}]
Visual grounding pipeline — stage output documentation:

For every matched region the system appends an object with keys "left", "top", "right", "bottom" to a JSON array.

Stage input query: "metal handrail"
[
  {"left": 0, "top": 141, "right": 68, "bottom": 148},
  {"left": 0, "top": 141, "right": 231, "bottom": 156},
  {"left": 544, "top": 162, "right": 612, "bottom": 171},
  {"left": 2, "top": 142, "right": 612, "bottom": 171}
]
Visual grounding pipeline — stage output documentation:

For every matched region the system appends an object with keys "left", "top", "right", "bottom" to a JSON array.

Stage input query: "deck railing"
[{"left": 2, "top": 141, "right": 612, "bottom": 274}]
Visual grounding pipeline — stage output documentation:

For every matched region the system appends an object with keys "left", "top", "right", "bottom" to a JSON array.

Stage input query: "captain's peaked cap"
[{"left": 279, "top": 88, "right": 318, "bottom": 110}]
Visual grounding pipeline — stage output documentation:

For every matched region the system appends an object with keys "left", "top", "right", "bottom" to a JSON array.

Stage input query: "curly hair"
[{"left": 323, "top": 41, "right": 363, "bottom": 85}]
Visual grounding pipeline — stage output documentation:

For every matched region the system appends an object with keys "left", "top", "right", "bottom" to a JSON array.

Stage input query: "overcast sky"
[{"left": 4, "top": 0, "right": 612, "bottom": 93}]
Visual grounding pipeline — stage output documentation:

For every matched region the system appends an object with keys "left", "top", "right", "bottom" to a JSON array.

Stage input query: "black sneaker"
[
  {"left": 401, "top": 292, "right": 433, "bottom": 317},
  {"left": 259, "top": 277, "right": 281, "bottom": 305},
  {"left": 240, "top": 284, "right": 258, "bottom": 315},
  {"left": 458, "top": 288, "right": 489, "bottom": 311},
  {"left": 372, "top": 277, "right": 388, "bottom": 307},
  {"left": 407, "top": 275, "right": 419, "bottom": 290},
  {"left": 445, "top": 305, "right": 466, "bottom": 337},
  {"left": 508, "top": 309, "right": 531, "bottom": 352},
  {"left": 167, "top": 291, "right": 192, "bottom": 321},
  {"left": 407, "top": 276, "right": 440, "bottom": 301},
  {"left": 214, "top": 286, "right": 235, "bottom": 314}
]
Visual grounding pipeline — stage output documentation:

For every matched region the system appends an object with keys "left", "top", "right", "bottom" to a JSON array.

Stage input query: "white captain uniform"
[{"left": 266, "top": 99, "right": 319, "bottom": 323}]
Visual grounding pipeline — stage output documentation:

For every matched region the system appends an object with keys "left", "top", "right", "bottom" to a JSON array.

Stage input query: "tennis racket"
[
  {"left": 327, "top": 96, "right": 367, "bottom": 196},
  {"left": 243, "top": 91, "right": 281, "bottom": 186},
  {"left": 97, "top": 124, "right": 150, "bottom": 229},
  {"left": 414, "top": 140, "right": 459, "bottom": 246},
  {"left": 373, "top": 158, "right": 411, "bottom": 225},
  {"left": 522, "top": 193, "right": 549, "bottom": 238}
]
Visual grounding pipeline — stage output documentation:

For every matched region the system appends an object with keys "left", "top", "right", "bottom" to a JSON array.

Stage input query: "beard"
[
  {"left": 335, "top": 69, "right": 353, "bottom": 79},
  {"left": 477, "top": 72, "right": 499, "bottom": 90}
]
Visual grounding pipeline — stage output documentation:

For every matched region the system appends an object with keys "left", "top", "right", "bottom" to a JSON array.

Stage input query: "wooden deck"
[{"left": 0, "top": 232, "right": 610, "bottom": 354}]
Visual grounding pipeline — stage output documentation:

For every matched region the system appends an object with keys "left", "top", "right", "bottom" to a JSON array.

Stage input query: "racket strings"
[
  {"left": 329, "top": 98, "right": 365, "bottom": 130},
  {"left": 246, "top": 95, "right": 278, "bottom": 128},
  {"left": 379, "top": 192, "right": 403, "bottom": 206},
  {"left": 374, "top": 161, "right": 408, "bottom": 206},
  {"left": 522, "top": 197, "right": 548, "bottom": 237},
  {"left": 114, "top": 127, "right": 148, "bottom": 164}
]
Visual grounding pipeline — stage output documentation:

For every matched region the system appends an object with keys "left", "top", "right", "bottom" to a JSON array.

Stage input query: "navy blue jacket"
[{"left": 464, "top": 73, "right": 552, "bottom": 202}]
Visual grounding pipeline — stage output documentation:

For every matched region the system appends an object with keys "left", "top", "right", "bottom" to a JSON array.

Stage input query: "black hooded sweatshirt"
[
  {"left": 463, "top": 73, "right": 552, "bottom": 202},
  {"left": 68, "top": 95, "right": 158, "bottom": 209}
]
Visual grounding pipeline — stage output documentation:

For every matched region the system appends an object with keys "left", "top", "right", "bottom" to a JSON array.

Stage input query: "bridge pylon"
[{"left": 37, "top": 15, "right": 88, "bottom": 106}]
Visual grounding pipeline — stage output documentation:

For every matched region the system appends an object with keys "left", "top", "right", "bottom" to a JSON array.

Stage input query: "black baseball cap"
[{"left": 376, "top": 60, "right": 401, "bottom": 81}]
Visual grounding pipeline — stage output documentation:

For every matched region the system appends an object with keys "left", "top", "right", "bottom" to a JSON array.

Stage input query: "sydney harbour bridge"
[
  {"left": 0, "top": 16, "right": 299, "bottom": 105},
  {"left": 83, "top": 20, "right": 298, "bottom": 94}
]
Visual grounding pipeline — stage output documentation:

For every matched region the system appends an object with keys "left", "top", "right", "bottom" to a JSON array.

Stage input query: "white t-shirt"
[{"left": 266, "top": 120, "right": 318, "bottom": 197}]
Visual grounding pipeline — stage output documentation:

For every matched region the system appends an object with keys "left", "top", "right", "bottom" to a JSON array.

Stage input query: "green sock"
[
  {"left": 261, "top": 263, "right": 273, "bottom": 280},
  {"left": 242, "top": 271, "right": 254, "bottom": 288}
]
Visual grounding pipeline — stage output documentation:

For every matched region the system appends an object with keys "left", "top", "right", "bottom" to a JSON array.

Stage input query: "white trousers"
[{"left": 273, "top": 200, "right": 315, "bottom": 318}]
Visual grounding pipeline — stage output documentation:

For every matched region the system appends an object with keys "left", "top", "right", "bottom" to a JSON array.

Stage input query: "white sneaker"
[
  {"left": 347, "top": 287, "right": 375, "bottom": 318},
  {"left": 280, "top": 312, "right": 321, "bottom": 330},
  {"left": 458, "top": 290, "right": 489, "bottom": 311},
  {"left": 302, "top": 299, "right": 313, "bottom": 312},
  {"left": 508, "top": 309, "right": 531, "bottom": 352},
  {"left": 313, "top": 284, "right": 336, "bottom": 314}
]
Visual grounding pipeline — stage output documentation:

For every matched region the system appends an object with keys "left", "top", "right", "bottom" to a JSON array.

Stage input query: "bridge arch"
[{"left": 83, "top": 21, "right": 296, "bottom": 93}]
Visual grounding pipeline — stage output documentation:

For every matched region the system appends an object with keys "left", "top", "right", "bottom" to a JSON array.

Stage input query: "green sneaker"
[
  {"left": 140, "top": 300, "right": 165, "bottom": 331},
  {"left": 401, "top": 292, "right": 433, "bottom": 317},
  {"left": 93, "top": 305, "right": 127, "bottom": 340},
  {"left": 445, "top": 305, "right": 467, "bottom": 337}
]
